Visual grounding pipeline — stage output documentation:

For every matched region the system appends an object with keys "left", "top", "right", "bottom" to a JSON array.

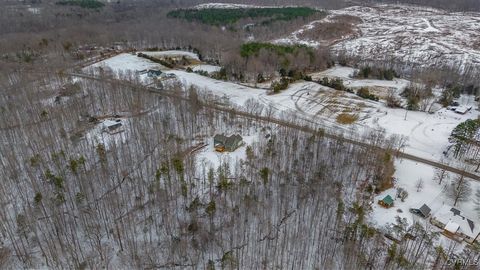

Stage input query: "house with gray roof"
[
  {"left": 214, "top": 134, "right": 243, "bottom": 152},
  {"left": 409, "top": 204, "right": 431, "bottom": 218}
]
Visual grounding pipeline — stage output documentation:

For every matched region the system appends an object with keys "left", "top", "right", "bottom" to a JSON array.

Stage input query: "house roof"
[
  {"left": 419, "top": 204, "right": 431, "bottom": 217},
  {"left": 455, "top": 106, "right": 469, "bottom": 114},
  {"left": 226, "top": 135, "right": 242, "bottom": 147},
  {"left": 103, "top": 119, "right": 122, "bottom": 128},
  {"left": 148, "top": 69, "right": 162, "bottom": 73},
  {"left": 214, "top": 134, "right": 228, "bottom": 145},
  {"left": 433, "top": 205, "right": 480, "bottom": 239},
  {"left": 445, "top": 221, "right": 460, "bottom": 233},
  {"left": 382, "top": 195, "right": 394, "bottom": 205},
  {"left": 214, "top": 134, "right": 242, "bottom": 149}
]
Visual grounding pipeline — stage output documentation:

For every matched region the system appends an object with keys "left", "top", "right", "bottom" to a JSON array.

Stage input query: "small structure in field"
[
  {"left": 161, "top": 73, "right": 176, "bottom": 79},
  {"left": 378, "top": 195, "right": 394, "bottom": 208},
  {"left": 214, "top": 134, "right": 243, "bottom": 152},
  {"left": 455, "top": 106, "right": 471, "bottom": 114},
  {"left": 103, "top": 119, "right": 124, "bottom": 134},
  {"left": 409, "top": 204, "right": 431, "bottom": 218},
  {"left": 147, "top": 69, "right": 162, "bottom": 77},
  {"left": 431, "top": 205, "right": 480, "bottom": 244}
]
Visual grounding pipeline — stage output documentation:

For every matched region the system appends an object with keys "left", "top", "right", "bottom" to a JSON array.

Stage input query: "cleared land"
[{"left": 276, "top": 5, "right": 480, "bottom": 74}]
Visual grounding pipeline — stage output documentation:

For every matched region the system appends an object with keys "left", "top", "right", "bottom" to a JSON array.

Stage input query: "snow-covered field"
[
  {"left": 166, "top": 70, "right": 264, "bottom": 104},
  {"left": 310, "top": 65, "right": 479, "bottom": 160},
  {"left": 88, "top": 53, "right": 163, "bottom": 74},
  {"left": 312, "top": 66, "right": 411, "bottom": 94},
  {"left": 276, "top": 5, "right": 480, "bottom": 74},
  {"left": 192, "top": 64, "right": 222, "bottom": 73}
]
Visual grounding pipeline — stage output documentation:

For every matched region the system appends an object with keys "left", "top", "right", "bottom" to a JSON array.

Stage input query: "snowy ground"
[
  {"left": 312, "top": 66, "right": 411, "bottom": 96},
  {"left": 276, "top": 5, "right": 480, "bottom": 74},
  {"left": 192, "top": 64, "right": 221, "bottom": 74},
  {"left": 166, "top": 70, "right": 264, "bottom": 105},
  {"left": 310, "top": 66, "right": 479, "bottom": 160},
  {"left": 87, "top": 51, "right": 203, "bottom": 74},
  {"left": 86, "top": 50, "right": 480, "bottom": 252},
  {"left": 368, "top": 104, "right": 478, "bottom": 160},
  {"left": 88, "top": 53, "right": 164, "bottom": 74},
  {"left": 371, "top": 158, "right": 480, "bottom": 250},
  {"left": 87, "top": 53, "right": 480, "bottom": 164},
  {"left": 195, "top": 134, "right": 258, "bottom": 171}
]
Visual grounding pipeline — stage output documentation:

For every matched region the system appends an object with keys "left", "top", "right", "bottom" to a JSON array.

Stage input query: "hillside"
[{"left": 276, "top": 5, "right": 480, "bottom": 75}]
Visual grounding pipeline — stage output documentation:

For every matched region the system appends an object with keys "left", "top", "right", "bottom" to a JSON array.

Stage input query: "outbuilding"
[
  {"left": 103, "top": 119, "right": 124, "bottom": 134},
  {"left": 455, "top": 106, "right": 470, "bottom": 114},
  {"left": 378, "top": 195, "right": 394, "bottom": 208},
  {"left": 409, "top": 204, "right": 431, "bottom": 218},
  {"left": 147, "top": 69, "right": 162, "bottom": 77}
]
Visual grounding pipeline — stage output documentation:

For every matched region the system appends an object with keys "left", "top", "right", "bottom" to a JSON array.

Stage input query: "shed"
[
  {"left": 378, "top": 195, "right": 394, "bottom": 208},
  {"left": 103, "top": 119, "right": 123, "bottom": 134},
  {"left": 455, "top": 106, "right": 469, "bottom": 114},
  {"left": 147, "top": 69, "right": 162, "bottom": 77},
  {"left": 410, "top": 204, "right": 431, "bottom": 218},
  {"left": 419, "top": 204, "right": 431, "bottom": 217}
]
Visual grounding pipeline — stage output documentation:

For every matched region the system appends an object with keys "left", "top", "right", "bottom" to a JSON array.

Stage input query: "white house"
[
  {"left": 103, "top": 119, "right": 124, "bottom": 134},
  {"left": 455, "top": 106, "right": 471, "bottom": 114},
  {"left": 431, "top": 205, "right": 480, "bottom": 244}
]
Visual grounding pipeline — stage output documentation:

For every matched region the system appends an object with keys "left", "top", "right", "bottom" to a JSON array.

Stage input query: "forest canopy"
[
  {"left": 55, "top": 0, "right": 105, "bottom": 9},
  {"left": 167, "top": 7, "right": 322, "bottom": 25},
  {"left": 240, "top": 42, "right": 313, "bottom": 58}
]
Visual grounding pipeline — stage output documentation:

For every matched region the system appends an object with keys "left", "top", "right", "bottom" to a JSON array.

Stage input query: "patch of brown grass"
[
  {"left": 336, "top": 113, "right": 358, "bottom": 124},
  {"left": 332, "top": 15, "right": 363, "bottom": 24},
  {"left": 298, "top": 15, "right": 361, "bottom": 42}
]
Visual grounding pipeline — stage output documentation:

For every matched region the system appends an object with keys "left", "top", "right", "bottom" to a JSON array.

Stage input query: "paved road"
[{"left": 68, "top": 72, "right": 480, "bottom": 181}]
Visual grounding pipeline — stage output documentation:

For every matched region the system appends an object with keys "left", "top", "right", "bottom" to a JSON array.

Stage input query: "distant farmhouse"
[
  {"left": 431, "top": 205, "right": 480, "bottom": 244},
  {"left": 454, "top": 106, "right": 471, "bottom": 115},
  {"left": 214, "top": 134, "right": 243, "bottom": 152},
  {"left": 448, "top": 105, "right": 472, "bottom": 114},
  {"left": 103, "top": 119, "right": 124, "bottom": 135},
  {"left": 147, "top": 69, "right": 162, "bottom": 77}
]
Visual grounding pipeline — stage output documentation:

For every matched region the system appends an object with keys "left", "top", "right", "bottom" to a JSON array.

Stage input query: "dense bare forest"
[
  {"left": 0, "top": 69, "right": 465, "bottom": 268},
  {"left": 2, "top": 0, "right": 480, "bottom": 269}
]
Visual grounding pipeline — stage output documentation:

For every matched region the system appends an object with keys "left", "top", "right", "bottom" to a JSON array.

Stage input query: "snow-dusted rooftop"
[
  {"left": 433, "top": 205, "right": 480, "bottom": 240},
  {"left": 103, "top": 119, "right": 122, "bottom": 129}
]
